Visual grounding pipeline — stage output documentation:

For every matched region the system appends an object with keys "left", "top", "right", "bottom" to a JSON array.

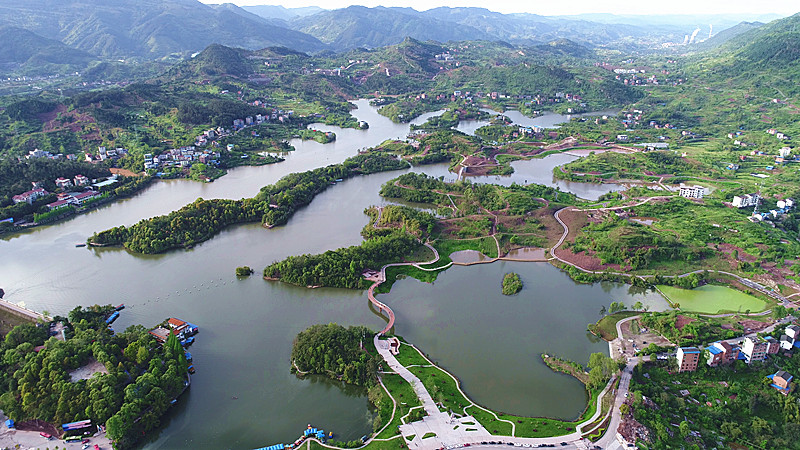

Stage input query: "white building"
[
  {"left": 741, "top": 336, "right": 768, "bottom": 363},
  {"left": 779, "top": 147, "right": 792, "bottom": 158},
  {"left": 732, "top": 194, "right": 761, "bottom": 208},
  {"left": 679, "top": 185, "right": 706, "bottom": 199}
]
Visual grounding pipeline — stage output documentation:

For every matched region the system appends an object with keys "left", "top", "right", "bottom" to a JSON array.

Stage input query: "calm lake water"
[{"left": 0, "top": 101, "right": 659, "bottom": 448}]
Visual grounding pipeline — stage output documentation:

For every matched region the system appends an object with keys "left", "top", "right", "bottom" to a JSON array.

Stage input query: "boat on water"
[
  {"left": 75, "top": 243, "right": 86, "bottom": 247},
  {"left": 114, "top": 304, "right": 125, "bottom": 311}
]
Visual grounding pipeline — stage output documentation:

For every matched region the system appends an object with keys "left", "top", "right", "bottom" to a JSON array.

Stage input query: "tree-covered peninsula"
[
  {"left": 89, "top": 153, "right": 408, "bottom": 253},
  {"left": 0, "top": 306, "right": 189, "bottom": 449}
]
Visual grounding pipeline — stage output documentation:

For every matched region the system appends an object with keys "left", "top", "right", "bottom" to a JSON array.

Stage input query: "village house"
[
  {"left": 741, "top": 336, "right": 768, "bottom": 363},
  {"left": 677, "top": 347, "right": 701, "bottom": 372},
  {"left": 732, "top": 194, "right": 761, "bottom": 208},
  {"left": 73, "top": 174, "right": 90, "bottom": 187},
  {"left": 678, "top": 185, "right": 705, "bottom": 199},
  {"left": 767, "top": 370, "right": 793, "bottom": 395},
  {"left": 55, "top": 177, "right": 73, "bottom": 189},
  {"left": 765, "top": 336, "right": 781, "bottom": 354},
  {"left": 706, "top": 341, "right": 740, "bottom": 367}
]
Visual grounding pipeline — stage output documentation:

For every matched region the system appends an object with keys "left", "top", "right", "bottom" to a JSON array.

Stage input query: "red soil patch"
[
  {"left": 15, "top": 419, "right": 60, "bottom": 437},
  {"left": 716, "top": 243, "right": 757, "bottom": 262},
  {"left": 675, "top": 315, "right": 696, "bottom": 330},
  {"left": 110, "top": 168, "right": 141, "bottom": 177}
]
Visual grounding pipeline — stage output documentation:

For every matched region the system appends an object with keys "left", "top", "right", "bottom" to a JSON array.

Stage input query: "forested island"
[
  {"left": 291, "top": 323, "right": 380, "bottom": 386},
  {"left": 0, "top": 306, "right": 190, "bottom": 449},
  {"left": 502, "top": 273, "right": 523, "bottom": 295}
]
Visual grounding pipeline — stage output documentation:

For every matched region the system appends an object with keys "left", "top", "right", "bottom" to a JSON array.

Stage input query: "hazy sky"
[{"left": 211, "top": 0, "right": 798, "bottom": 16}]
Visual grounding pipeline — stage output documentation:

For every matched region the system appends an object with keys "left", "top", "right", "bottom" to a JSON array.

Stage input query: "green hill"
[
  {"left": 691, "top": 21, "right": 764, "bottom": 51},
  {"left": 0, "top": 26, "right": 96, "bottom": 75}
]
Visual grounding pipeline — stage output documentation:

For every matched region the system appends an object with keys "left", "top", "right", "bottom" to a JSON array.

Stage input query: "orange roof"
[{"left": 168, "top": 318, "right": 187, "bottom": 328}]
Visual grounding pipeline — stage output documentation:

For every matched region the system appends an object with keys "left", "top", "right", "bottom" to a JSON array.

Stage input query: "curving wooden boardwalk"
[{"left": 367, "top": 242, "right": 440, "bottom": 335}]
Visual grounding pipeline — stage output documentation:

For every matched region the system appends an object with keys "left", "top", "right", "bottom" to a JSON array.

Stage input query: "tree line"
[{"left": 264, "top": 231, "right": 420, "bottom": 289}]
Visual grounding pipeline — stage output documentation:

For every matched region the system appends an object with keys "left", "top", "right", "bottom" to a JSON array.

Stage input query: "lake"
[{"left": 0, "top": 100, "right": 660, "bottom": 448}]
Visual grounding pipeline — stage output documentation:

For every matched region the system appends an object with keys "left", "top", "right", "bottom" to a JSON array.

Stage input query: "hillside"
[
  {"left": 722, "top": 13, "right": 800, "bottom": 64},
  {"left": 0, "top": 26, "right": 96, "bottom": 75},
  {"left": 690, "top": 21, "right": 764, "bottom": 51},
  {"left": 692, "top": 13, "right": 800, "bottom": 96},
  {"left": 0, "top": 0, "right": 326, "bottom": 59}
]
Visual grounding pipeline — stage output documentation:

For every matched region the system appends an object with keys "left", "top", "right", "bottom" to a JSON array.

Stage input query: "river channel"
[{"left": 1, "top": 100, "right": 664, "bottom": 448}]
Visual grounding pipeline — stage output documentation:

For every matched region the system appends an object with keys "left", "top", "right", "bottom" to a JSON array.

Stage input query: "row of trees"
[
  {"left": 264, "top": 231, "right": 420, "bottom": 289},
  {"left": 90, "top": 153, "right": 409, "bottom": 253},
  {"left": 0, "top": 306, "right": 189, "bottom": 448}
]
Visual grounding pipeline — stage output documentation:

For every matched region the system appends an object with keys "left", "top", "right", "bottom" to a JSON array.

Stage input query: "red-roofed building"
[
  {"left": 12, "top": 188, "right": 49, "bottom": 204},
  {"left": 46, "top": 199, "right": 73, "bottom": 211},
  {"left": 55, "top": 177, "right": 72, "bottom": 189},
  {"left": 74, "top": 174, "right": 90, "bottom": 186},
  {"left": 168, "top": 318, "right": 188, "bottom": 334}
]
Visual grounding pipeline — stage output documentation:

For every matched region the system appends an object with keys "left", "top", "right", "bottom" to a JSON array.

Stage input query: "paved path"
[{"left": 0, "top": 298, "right": 48, "bottom": 322}]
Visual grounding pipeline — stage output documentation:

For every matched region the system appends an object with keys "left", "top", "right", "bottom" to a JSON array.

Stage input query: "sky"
[{"left": 208, "top": 0, "right": 798, "bottom": 16}]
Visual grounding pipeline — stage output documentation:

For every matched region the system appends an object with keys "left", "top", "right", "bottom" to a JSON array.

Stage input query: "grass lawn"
[
  {"left": 591, "top": 311, "right": 640, "bottom": 341},
  {"left": 658, "top": 284, "right": 769, "bottom": 314},
  {"left": 379, "top": 373, "right": 421, "bottom": 426}
]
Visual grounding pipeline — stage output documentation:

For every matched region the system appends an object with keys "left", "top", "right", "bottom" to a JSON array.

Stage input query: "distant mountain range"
[{"left": 0, "top": 0, "right": 794, "bottom": 77}]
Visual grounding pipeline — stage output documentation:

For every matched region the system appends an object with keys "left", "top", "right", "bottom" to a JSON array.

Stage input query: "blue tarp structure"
[
  {"left": 254, "top": 444, "right": 285, "bottom": 450},
  {"left": 5, "top": 419, "right": 14, "bottom": 428}
]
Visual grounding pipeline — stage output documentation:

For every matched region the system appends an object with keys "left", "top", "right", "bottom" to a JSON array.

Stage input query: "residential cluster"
[
  {"left": 767, "top": 128, "right": 790, "bottom": 140},
  {"left": 84, "top": 146, "right": 128, "bottom": 163},
  {"left": 149, "top": 318, "right": 199, "bottom": 347},
  {"left": 676, "top": 324, "right": 800, "bottom": 395},
  {"left": 448, "top": 89, "right": 586, "bottom": 107},
  {"left": 24, "top": 148, "right": 79, "bottom": 161},
  {"left": 143, "top": 146, "right": 222, "bottom": 172}
]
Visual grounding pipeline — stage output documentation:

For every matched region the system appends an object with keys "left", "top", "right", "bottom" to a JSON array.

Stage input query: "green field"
[{"left": 657, "top": 284, "right": 768, "bottom": 314}]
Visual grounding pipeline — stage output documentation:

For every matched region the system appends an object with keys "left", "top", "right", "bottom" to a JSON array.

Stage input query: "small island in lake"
[{"left": 502, "top": 272, "right": 523, "bottom": 295}]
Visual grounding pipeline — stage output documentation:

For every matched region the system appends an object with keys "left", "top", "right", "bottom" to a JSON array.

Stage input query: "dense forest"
[
  {"left": 89, "top": 197, "right": 268, "bottom": 253},
  {"left": 0, "top": 306, "right": 189, "bottom": 449},
  {"left": 291, "top": 323, "right": 380, "bottom": 387},
  {"left": 630, "top": 353, "right": 800, "bottom": 449}
]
